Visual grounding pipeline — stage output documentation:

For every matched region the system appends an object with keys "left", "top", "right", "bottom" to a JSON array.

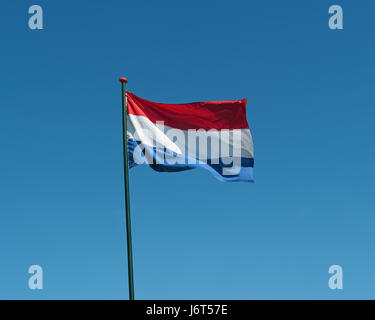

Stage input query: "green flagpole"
[{"left": 119, "top": 77, "right": 135, "bottom": 300}]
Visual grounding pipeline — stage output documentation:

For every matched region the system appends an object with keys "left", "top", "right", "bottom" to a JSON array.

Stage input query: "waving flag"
[
  {"left": 126, "top": 92, "right": 254, "bottom": 182},
  {"left": 118, "top": 78, "right": 255, "bottom": 299}
]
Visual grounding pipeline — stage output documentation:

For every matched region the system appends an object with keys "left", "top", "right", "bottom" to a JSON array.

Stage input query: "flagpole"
[{"left": 119, "top": 77, "right": 135, "bottom": 300}]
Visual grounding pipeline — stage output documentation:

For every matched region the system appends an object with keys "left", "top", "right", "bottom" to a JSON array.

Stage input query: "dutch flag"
[{"left": 126, "top": 92, "right": 254, "bottom": 182}]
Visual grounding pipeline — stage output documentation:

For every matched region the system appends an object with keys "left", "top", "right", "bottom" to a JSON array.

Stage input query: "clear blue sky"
[{"left": 1, "top": 0, "right": 375, "bottom": 299}]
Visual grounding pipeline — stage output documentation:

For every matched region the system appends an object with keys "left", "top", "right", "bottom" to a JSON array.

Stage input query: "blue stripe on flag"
[{"left": 128, "top": 139, "right": 254, "bottom": 182}]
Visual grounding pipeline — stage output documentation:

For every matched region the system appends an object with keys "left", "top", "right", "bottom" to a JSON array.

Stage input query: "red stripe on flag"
[{"left": 127, "top": 92, "right": 249, "bottom": 130}]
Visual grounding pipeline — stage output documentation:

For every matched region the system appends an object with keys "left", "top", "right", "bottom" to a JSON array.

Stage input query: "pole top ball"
[{"left": 119, "top": 77, "right": 128, "bottom": 83}]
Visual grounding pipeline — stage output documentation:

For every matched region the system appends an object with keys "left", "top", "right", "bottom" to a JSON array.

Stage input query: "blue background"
[{"left": 1, "top": 0, "right": 374, "bottom": 299}]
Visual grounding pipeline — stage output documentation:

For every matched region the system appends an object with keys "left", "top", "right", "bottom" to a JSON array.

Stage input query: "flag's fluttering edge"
[{"left": 126, "top": 92, "right": 254, "bottom": 182}]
